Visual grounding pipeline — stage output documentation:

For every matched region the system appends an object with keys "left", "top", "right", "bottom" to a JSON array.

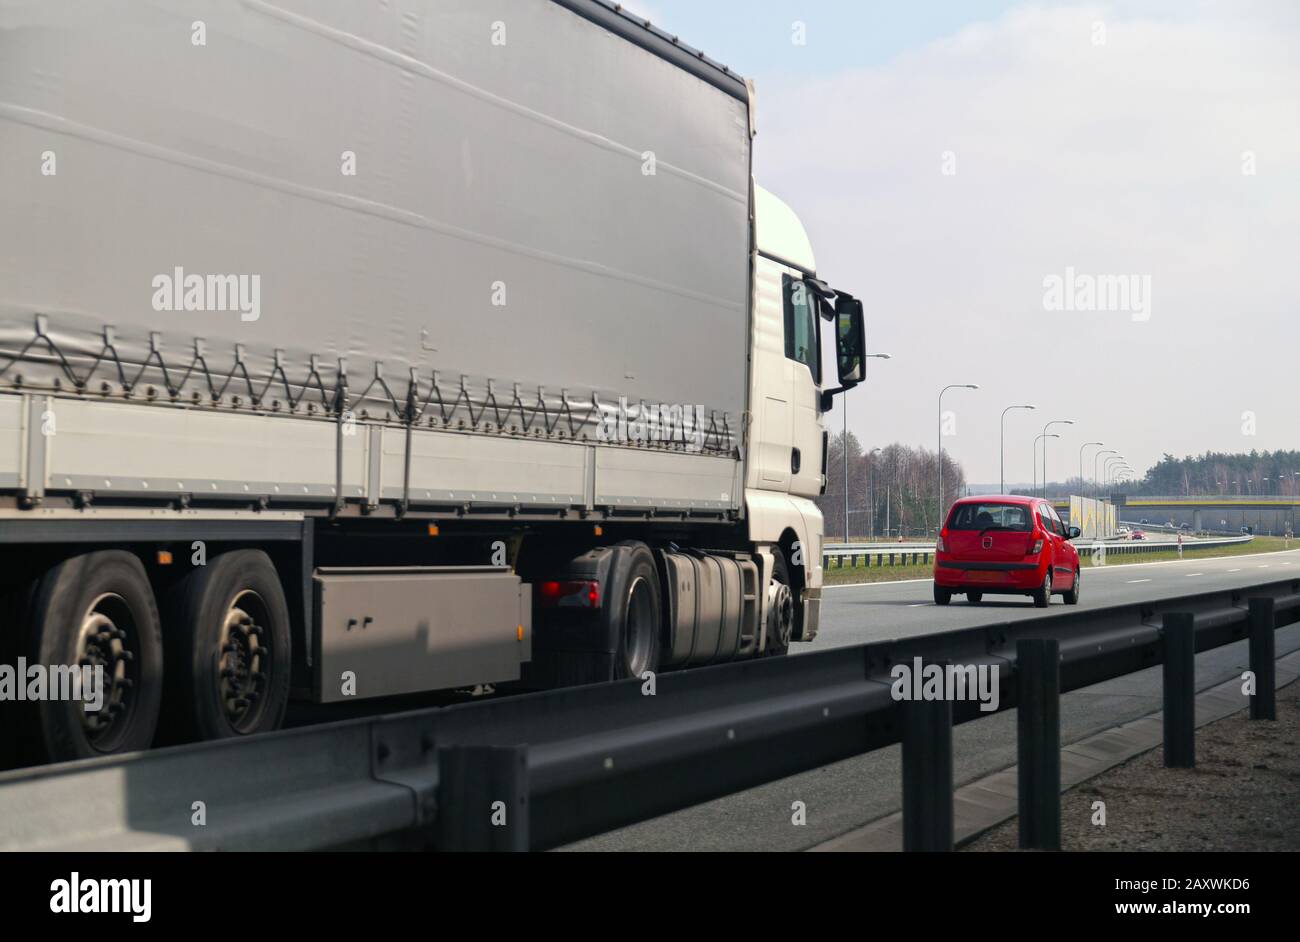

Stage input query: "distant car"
[
  {"left": 934, "top": 496, "right": 1081, "bottom": 608},
  {"left": 1117, "top": 525, "right": 1130, "bottom": 535},
  {"left": 1129, "top": 530, "right": 1146, "bottom": 540}
]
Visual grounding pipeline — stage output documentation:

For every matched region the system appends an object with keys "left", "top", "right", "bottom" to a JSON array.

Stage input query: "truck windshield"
[{"left": 946, "top": 503, "right": 1032, "bottom": 531}]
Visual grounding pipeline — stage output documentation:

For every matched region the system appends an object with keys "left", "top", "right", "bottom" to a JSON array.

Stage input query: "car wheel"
[
  {"left": 1063, "top": 568, "right": 1081, "bottom": 605},
  {"left": 967, "top": 592, "right": 983, "bottom": 604},
  {"left": 934, "top": 586, "right": 952, "bottom": 606},
  {"left": 1031, "top": 570, "right": 1051, "bottom": 608}
]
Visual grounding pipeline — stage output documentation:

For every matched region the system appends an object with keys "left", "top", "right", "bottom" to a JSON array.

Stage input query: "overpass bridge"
[{"left": 1052, "top": 495, "right": 1298, "bottom": 535}]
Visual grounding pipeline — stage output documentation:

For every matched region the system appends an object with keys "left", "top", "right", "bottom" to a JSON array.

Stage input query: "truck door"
[{"left": 782, "top": 275, "right": 824, "bottom": 499}]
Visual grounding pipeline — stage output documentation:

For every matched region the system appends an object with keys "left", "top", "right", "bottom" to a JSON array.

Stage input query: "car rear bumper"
[{"left": 933, "top": 557, "right": 1045, "bottom": 590}]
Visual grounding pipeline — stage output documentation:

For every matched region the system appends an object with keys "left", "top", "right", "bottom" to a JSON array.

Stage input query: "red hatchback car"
[{"left": 934, "top": 496, "right": 1081, "bottom": 607}]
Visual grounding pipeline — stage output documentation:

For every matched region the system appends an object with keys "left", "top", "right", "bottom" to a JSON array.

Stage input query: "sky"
[{"left": 624, "top": 0, "right": 1300, "bottom": 487}]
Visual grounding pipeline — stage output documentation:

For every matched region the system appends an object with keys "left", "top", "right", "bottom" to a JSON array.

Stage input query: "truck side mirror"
[{"left": 835, "top": 295, "right": 866, "bottom": 386}]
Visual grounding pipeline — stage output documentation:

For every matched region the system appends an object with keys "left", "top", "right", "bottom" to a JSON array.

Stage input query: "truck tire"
[
  {"left": 26, "top": 551, "right": 164, "bottom": 761},
  {"left": 764, "top": 548, "right": 794, "bottom": 657},
  {"left": 609, "top": 543, "right": 662, "bottom": 680},
  {"left": 164, "top": 550, "right": 291, "bottom": 741}
]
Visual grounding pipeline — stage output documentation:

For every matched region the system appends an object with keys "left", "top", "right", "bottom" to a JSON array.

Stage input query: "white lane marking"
[
  {"left": 908, "top": 602, "right": 928, "bottom": 607},
  {"left": 1259, "top": 565, "right": 1270, "bottom": 568},
  {"left": 1228, "top": 568, "right": 1242, "bottom": 573},
  {"left": 1127, "top": 578, "right": 1152, "bottom": 583},
  {"left": 1185, "top": 573, "right": 1204, "bottom": 577}
]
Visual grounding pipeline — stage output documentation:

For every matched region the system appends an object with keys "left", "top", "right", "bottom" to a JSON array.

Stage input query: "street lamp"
[
  {"left": 841, "top": 354, "right": 892, "bottom": 541},
  {"left": 1034, "top": 432, "right": 1060, "bottom": 497},
  {"left": 1079, "top": 441, "right": 1104, "bottom": 497},
  {"left": 1039, "top": 419, "right": 1075, "bottom": 498},
  {"left": 1000, "top": 404, "right": 1036, "bottom": 494},
  {"left": 938, "top": 383, "right": 979, "bottom": 527},
  {"left": 1078, "top": 442, "right": 1104, "bottom": 537},
  {"left": 1094, "top": 449, "right": 1117, "bottom": 502},
  {"left": 1103, "top": 455, "right": 1126, "bottom": 495}
]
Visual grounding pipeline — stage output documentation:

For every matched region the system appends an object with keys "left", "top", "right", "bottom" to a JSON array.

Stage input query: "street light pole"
[
  {"left": 1000, "top": 404, "right": 1036, "bottom": 494},
  {"left": 1103, "top": 456, "right": 1126, "bottom": 498},
  {"left": 1079, "top": 441, "right": 1103, "bottom": 538},
  {"left": 1095, "top": 449, "right": 1117, "bottom": 503},
  {"left": 1040, "top": 419, "right": 1075, "bottom": 498},
  {"left": 938, "top": 383, "right": 979, "bottom": 531},
  {"left": 1034, "top": 432, "right": 1060, "bottom": 499}
]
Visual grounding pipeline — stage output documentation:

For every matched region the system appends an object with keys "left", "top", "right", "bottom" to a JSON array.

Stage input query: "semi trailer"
[{"left": 0, "top": 0, "right": 867, "bottom": 763}]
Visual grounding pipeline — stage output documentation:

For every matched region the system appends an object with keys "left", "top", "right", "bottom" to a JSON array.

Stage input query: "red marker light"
[{"left": 535, "top": 580, "right": 600, "bottom": 609}]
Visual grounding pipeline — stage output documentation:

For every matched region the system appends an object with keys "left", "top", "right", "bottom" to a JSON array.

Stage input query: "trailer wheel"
[
  {"left": 764, "top": 549, "right": 794, "bottom": 657},
  {"left": 610, "top": 543, "right": 662, "bottom": 680},
  {"left": 26, "top": 551, "right": 164, "bottom": 761},
  {"left": 166, "top": 550, "right": 291, "bottom": 740}
]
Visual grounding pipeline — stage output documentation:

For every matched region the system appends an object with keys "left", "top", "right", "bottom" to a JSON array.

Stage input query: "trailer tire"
[
  {"left": 165, "top": 550, "right": 291, "bottom": 741},
  {"left": 26, "top": 551, "right": 164, "bottom": 762},
  {"left": 609, "top": 543, "right": 662, "bottom": 681}
]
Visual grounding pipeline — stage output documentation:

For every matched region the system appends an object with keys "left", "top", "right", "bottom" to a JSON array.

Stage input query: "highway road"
[
  {"left": 564, "top": 546, "right": 1300, "bottom": 851},
  {"left": 811, "top": 545, "right": 1300, "bottom": 650}
]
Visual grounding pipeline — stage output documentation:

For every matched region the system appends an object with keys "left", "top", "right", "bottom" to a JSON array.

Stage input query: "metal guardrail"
[
  {"left": 821, "top": 535, "right": 1256, "bottom": 569},
  {"left": 0, "top": 577, "right": 1296, "bottom": 852},
  {"left": 1125, "top": 495, "right": 1300, "bottom": 505},
  {"left": 1081, "top": 534, "right": 1254, "bottom": 557}
]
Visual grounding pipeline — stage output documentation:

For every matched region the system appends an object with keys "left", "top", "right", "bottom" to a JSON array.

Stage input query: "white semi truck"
[{"left": 0, "top": 0, "right": 866, "bottom": 763}]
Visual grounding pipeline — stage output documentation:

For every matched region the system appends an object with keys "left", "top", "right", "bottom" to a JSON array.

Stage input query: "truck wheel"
[
  {"left": 765, "top": 549, "right": 794, "bottom": 657},
  {"left": 609, "top": 543, "right": 662, "bottom": 680},
  {"left": 26, "top": 551, "right": 163, "bottom": 761},
  {"left": 166, "top": 550, "right": 291, "bottom": 740}
]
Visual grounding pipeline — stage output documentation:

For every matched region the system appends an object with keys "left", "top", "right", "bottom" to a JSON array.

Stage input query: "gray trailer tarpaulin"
[{"left": 0, "top": 0, "right": 752, "bottom": 441}]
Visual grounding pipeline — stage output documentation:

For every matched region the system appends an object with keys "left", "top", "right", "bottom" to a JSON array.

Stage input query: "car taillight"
[
  {"left": 936, "top": 537, "right": 946, "bottom": 552},
  {"left": 1030, "top": 538, "right": 1044, "bottom": 554},
  {"left": 536, "top": 580, "right": 601, "bottom": 609}
]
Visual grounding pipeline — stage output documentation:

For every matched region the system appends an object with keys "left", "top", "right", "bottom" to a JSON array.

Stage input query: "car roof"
[{"left": 952, "top": 495, "right": 1040, "bottom": 506}]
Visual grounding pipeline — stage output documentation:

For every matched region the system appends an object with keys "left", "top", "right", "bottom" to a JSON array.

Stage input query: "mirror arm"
[{"left": 820, "top": 383, "right": 857, "bottom": 412}]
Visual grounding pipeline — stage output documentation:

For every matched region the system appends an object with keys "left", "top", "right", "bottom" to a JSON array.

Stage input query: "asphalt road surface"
[
  {"left": 563, "top": 546, "right": 1300, "bottom": 851},
  {"left": 811, "top": 546, "right": 1300, "bottom": 650}
]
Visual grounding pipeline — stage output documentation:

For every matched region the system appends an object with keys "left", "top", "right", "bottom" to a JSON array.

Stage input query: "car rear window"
[{"left": 946, "top": 503, "right": 1032, "bottom": 531}]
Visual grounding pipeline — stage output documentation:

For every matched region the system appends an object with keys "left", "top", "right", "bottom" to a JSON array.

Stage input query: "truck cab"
[{"left": 745, "top": 185, "right": 866, "bottom": 645}]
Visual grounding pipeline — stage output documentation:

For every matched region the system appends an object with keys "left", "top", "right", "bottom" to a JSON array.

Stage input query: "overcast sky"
[{"left": 626, "top": 1, "right": 1299, "bottom": 486}]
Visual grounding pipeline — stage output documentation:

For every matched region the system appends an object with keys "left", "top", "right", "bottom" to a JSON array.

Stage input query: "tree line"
[
  {"left": 1121, "top": 450, "right": 1300, "bottom": 496},
  {"left": 816, "top": 433, "right": 967, "bottom": 540}
]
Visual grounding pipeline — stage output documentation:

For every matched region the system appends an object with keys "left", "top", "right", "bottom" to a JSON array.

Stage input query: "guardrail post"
[
  {"left": 901, "top": 679, "right": 954, "bottom": 851},
  {"left": 436, "top": 745, "right": 529, "bottom": 851},
  {"left": 1162, "top": 613, "right": 1196, "bottom": 768},
  {"left": 1017, "top": 639, "right": 1060, "bottom": 850},
  {"left": 1248, "top": 597, "right": 1276, "bottom": 721}
]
